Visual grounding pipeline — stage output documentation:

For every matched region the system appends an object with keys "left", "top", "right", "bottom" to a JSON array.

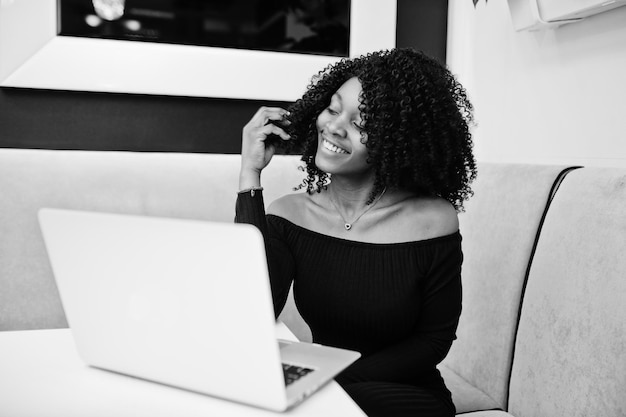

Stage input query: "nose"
[{"left": 326, "top": 116, "right": 347, "bottom": 138}]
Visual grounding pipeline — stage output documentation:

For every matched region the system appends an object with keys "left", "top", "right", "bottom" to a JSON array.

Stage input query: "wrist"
[
  {"left": 237, "top": 186, "right": 264, "bottom": 197},
  {"left": 239, "top": 166, "right": 262, "bottom": 190}
]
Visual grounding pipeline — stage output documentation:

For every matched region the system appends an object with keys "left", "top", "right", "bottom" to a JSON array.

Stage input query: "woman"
[{"left": 236, "top": 48, "right": 476, "bottom": 417}]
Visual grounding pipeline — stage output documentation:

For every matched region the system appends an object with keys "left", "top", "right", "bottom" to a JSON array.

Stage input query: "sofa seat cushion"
[
  {"left": 438, "top": 365, "right": 500, "bottom": 414},
  {"left": 460, "top": 411, "right": 512, "bottom": 417}
]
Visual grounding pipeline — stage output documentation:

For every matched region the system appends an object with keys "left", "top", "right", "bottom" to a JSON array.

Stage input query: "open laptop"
[{"left": 38, "top": 208, "right": 360, "bottom": 412}]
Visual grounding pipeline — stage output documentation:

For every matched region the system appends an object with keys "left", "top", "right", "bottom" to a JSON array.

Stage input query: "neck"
[
  {"left": 328, "top": 168, "right": 377, "bottom": 202},
  {"left": 328, "top": 182, "right": 375, "bottom": 212}
]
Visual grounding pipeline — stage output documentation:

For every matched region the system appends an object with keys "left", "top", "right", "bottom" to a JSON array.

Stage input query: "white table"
[{"left": 0, "top": 328, "right": 365, "bottom": 417}]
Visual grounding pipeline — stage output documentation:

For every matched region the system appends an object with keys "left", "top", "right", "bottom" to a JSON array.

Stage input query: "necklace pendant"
[{"left": 344, "top": 223, "right": 352, "bottom": 231}]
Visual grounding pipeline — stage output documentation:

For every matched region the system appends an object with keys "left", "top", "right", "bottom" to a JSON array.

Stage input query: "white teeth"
[{"left": 322, "top": 139, "right": 348, "bottom": 154}]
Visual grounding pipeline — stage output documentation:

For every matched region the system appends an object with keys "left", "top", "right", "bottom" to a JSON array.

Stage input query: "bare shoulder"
[
  {"left": 267, "top": 192, "right": 310, "bottom": 222},
  {"left": 385, "top": 195, "right": 459, "bottom": 241},
  {"left": 416, "top": 197, "right": 459, "bottom": 235}
]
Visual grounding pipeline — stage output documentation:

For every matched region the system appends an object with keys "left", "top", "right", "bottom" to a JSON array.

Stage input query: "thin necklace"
[{"left": 329, "top": 187, "right": 387, "bottom": 231}]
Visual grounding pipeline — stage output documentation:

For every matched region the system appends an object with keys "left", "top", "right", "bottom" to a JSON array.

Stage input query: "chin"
[
  {"left": 315, "top": 142, "right": 347, "bottom": 172},
  {"left": 314, "top": 152, "right": 334, "bottom": 175}
]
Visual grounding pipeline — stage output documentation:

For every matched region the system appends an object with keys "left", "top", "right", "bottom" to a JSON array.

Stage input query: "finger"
[
  {"left": 266, "top": 117, "right": 291, "bottom": 127},
  {"left": 265, "top": 110, "right": 291, "bottom": 123},
  {"left": 253, "top": 106, "right": 290, "bottom": 125},
  {"left": 259, "top": 124, "right": 291, "bottom": 141}
]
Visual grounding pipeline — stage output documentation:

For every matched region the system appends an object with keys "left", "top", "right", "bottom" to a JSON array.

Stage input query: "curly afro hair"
[{"left": 283, "top": 47, "right": 477, "bottom": 211}]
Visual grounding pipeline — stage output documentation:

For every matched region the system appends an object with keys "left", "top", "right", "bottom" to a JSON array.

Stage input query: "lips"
[{"left": 321, "top": 138, "right": 349, "bottom": 154}]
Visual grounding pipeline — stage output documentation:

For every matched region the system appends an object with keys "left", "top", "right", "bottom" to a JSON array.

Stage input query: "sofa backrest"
[
  {"left": 439, "top": 162, "right": 577, "bottom": 413},
  {"left": 507, "top": 167, "right": 626, "bottom": 417},
  {"left": 0, "top": 149, "right": 306, "bottom": 331}
]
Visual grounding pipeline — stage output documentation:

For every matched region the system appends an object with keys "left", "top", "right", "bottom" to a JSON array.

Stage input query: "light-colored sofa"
[{"left": 1, "top": 148, "right": 625, "bottom": 416}]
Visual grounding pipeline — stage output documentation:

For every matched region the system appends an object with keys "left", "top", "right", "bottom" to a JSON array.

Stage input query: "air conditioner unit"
[{"left": 508, "top": 0, "right": 626, "bottom": 31}]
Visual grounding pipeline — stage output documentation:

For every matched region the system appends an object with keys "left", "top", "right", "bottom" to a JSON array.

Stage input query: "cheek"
[
  {"left": 316, "top": 112, "right": 329, "bottom": 131},
  {"left": 352, "top": 145, "right": 372, "bottom": 168}
]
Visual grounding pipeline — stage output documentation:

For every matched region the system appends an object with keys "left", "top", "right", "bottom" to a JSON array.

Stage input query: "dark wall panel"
[
  {"left": 396, "top": 0, "right": 448, "bottom": 64},
  {"left": 0, "top": 88, "right": 287, "bottom": 154}
]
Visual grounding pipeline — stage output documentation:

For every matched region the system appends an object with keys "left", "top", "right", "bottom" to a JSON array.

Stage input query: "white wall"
[{"left": 446, "top": 1, "right": 626, "bottom": 168}]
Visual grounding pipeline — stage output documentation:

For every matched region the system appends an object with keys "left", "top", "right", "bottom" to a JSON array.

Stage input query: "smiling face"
[{"left": 314, "top": 77, "right": 373, "bottom": 180}]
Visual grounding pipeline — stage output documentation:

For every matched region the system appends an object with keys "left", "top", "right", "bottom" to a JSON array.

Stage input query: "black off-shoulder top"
[{"left": 235, "top": 190, "right": 462, "bottom": 400}]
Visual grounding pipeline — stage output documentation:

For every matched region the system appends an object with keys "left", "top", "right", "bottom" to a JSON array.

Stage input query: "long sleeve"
[{"left": 235, "top": 191, "right": 295, "bottom": 317}]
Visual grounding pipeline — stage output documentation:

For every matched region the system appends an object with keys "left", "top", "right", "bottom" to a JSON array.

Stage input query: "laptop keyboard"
[{"left": 282, "top": 364, "right": 314, "bottom": 386}]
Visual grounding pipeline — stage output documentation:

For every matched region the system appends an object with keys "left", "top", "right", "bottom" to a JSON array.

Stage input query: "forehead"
[{"left": 332, "top": 77, "right": 363, "bottom": 105}]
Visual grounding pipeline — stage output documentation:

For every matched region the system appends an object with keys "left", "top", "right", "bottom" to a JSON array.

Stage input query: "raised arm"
[
  {"left": 236, "top": 106, "right": 294, "bottom": 316},
  {"left": 239, "top": 106, "right": 291, "bottom": 191}
]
